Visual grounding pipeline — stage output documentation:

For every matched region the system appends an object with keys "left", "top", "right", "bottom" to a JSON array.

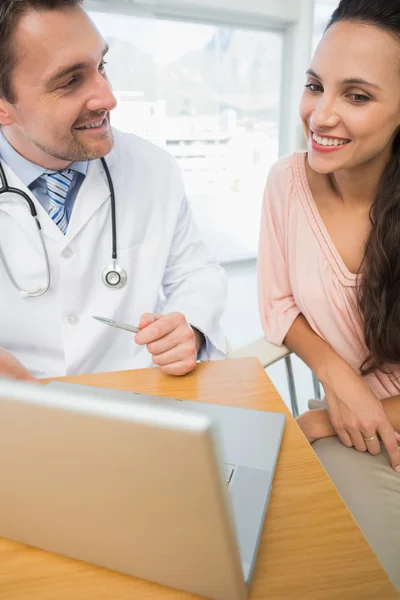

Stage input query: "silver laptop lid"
[
  {"left": 0, "top": 379, "right": 247, "bottom": 600},
  {"left": 49, "top": 382, "right": 286, "bottom": 584}
]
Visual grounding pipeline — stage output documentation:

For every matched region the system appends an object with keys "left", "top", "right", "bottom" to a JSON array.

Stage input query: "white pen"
[{"left": 92, "top": 316, "right": 140, "bottom": 334}]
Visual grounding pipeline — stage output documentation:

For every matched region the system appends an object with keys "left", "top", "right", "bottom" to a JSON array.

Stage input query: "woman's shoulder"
[
  {"left": 263, "top": 152, "right": 306, "bottom": 214},
  {"left": 267, "top": 151, "right": 305, "bottom": 185}
]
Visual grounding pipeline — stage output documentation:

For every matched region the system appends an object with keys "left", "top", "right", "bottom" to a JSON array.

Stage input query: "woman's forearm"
[
  {"left": 284, "top": 314, "right": 353, "bottom": 385},
  {"left": 303, "top": 397, "right": 400, "bottom": 442},
  {"left": 382, "top": 396, "right": 400, "bottom": 432}
]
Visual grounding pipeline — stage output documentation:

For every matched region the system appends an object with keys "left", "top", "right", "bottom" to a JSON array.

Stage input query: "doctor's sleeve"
[
  {"left": 161, "top": 190, "right": 227, "bottom": 361},
  {"left": 258, "top": 158, "right": 300, "bottom": 346}
]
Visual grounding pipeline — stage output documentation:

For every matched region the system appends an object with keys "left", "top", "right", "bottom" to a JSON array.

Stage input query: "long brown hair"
[{"left": 327, "top": 0, "right": 400, "bottom": 375}]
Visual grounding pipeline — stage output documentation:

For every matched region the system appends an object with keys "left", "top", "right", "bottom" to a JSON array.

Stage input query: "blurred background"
[{"left": 86, "top": 0, "right": 340, "bottom": 413}]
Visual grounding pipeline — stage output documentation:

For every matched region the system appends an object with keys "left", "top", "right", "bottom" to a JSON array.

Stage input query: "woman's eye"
[
  {"left": 99, "top": 61, "right": 107, "bottom": 72},
  {"left": 348, "top": 93, "right": 370, "bottom": 103},
  {"left": 305, "top": 83, "right": 322, "bottom": 93}
]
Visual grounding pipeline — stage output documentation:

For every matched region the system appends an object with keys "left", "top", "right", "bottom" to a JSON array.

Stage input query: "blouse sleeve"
[{"left": 258, "top": 156, "right": 300, "bottom": 346}]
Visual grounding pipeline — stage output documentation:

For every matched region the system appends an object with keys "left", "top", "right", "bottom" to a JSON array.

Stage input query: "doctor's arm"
[
  {"left": 0, "top": 347, "right": 38, "bottom": 382},
  {"left": 134, "top": 195, "right": 227, "bottom": 375}
]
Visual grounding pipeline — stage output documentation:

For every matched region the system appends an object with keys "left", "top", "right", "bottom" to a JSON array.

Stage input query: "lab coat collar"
[
  {"left": 64, "top": 141, "right": 117, "bottom": 242},
  {"left": 0, "top": 143, "right": 117, "bottom": 247},
  {"left": 0, "top": 161, "right": 64, "bottom": 244},
  {"left": 64, "top": 157, "right": 112, "bottom": 244},
  {"left": 0, "top": 128, "right": 88, "bottom": 187}
]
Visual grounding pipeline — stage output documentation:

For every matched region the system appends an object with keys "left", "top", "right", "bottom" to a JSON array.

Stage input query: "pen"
[{"left": 92, "top": 316, "right": 140, "bottom": 334}]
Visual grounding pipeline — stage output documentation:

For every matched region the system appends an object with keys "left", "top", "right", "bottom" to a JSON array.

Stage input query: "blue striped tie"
[{"left": 43, "top": 169, "right": 75, "bottom": 234}]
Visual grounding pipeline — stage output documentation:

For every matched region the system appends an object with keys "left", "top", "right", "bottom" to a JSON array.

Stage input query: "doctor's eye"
[
  {"left": 60, "top": 78, "right": 77, "bottom": 89},
  {"left": 99, "top": 61, "right": 108, "bottom": 73}
]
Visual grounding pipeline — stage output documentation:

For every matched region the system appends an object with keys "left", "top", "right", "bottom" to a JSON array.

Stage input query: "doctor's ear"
[{"left": 0, "top": 98, "right": 15, "bottom": 127}]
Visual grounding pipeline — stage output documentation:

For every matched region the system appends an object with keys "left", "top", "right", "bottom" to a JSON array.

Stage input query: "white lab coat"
[{"left": 0, "top": 129, "right": 227, "bottom": 378}]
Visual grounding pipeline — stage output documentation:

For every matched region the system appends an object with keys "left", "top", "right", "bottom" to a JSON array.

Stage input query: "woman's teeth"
[{"left": 312, "top": 133, "right": 349, "bottom": 146}]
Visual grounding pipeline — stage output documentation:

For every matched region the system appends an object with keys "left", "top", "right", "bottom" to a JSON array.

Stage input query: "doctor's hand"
[
  {"left": 0, "top": 347, "right": 38, "bottom": 383},
  {"left": 135, "top": 312, "right": 204, "bottom": 376}
]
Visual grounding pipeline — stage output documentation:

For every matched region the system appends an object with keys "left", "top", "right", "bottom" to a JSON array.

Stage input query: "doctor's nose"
[{"left": 86, "top": 75, "right": 117, "bottom": 114}]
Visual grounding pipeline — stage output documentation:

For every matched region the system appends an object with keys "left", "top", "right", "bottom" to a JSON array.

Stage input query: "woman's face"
[{"left": 299, "top": 21, "right": 400, "bottom": 174}]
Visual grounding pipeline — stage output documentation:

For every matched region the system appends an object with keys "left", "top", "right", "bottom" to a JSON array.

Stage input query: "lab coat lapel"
[
  {"left": 0, "top": 161, "right": 63, "bottom": 243},
  {"left": 65, "top": 151, "right": 116, "bottom": 244}
]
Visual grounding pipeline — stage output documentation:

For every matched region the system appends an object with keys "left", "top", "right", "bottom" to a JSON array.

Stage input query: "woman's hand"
[
  {"left": 0, "top": 347, "right": 37, "bottom": 382},
  {"left": 321, "top": 357, "right": 400, "bottom": 470}
]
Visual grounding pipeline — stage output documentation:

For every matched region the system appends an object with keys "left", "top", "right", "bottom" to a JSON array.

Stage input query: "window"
[
  {"left": 313, "top": 0, "right": 339, "bottom": 50},
  {"left": 89, "top": 11, "right": 283, "bottom": 262}
]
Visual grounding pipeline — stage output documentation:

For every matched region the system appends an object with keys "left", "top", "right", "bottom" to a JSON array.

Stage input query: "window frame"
[{"left": 85, "top": 0, "right": 315, "bottom": 156}]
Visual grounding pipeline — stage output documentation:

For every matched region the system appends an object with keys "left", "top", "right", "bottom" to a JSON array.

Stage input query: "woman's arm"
[
  {"left": 284, "top": 314, "right": 348, "bottom": 386},
  {"left": 381, "top": 396, "right": 400, "bottom": 433},
  {"left": 257, "top": 159, "right": 399, "bottom": 470},
  {"left": 297, "top": 398, "right": 400, "bottom": 471},
  {"left": 284, "top": 315, "right": 400, "bottom": 471}
]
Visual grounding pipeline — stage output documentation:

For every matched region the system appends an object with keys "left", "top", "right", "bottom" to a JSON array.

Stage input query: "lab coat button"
[
  {"left": 67, "top": 314, "right": 79, "bottom": 325},
  {"left": 61, "top": 248, "right": 74, "bottom": 259}
]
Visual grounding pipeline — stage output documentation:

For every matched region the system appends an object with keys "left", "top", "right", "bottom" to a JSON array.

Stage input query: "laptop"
[{"left": 0, "top": 379, "right": 285, "bottom": 600}]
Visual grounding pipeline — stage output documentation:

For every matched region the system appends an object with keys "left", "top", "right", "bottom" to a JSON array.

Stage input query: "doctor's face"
[{"left": 0, "top": 5, "right": 117, "bottom": 169}]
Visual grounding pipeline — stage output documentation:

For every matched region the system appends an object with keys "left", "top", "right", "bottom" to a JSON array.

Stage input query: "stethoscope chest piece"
[{"left": 102, "top": 262, "right": 127, "bottom": 289}]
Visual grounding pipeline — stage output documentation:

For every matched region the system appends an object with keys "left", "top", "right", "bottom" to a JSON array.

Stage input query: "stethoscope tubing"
[{"left": 0, "top": 157, "right": 125, "bottom": 297}]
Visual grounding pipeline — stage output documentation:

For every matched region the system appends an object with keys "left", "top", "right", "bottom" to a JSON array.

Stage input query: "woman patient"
[{"left": 258, "top": 0, "right": 400, "bottom": 589}]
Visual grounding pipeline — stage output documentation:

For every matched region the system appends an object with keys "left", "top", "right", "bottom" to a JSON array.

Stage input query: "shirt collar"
[{"left": 0, "top": 128, "right": 88, "bottom": 188}]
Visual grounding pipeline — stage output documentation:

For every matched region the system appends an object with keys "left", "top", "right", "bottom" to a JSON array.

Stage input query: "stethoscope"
[{"left": 0, "top": 157, "right": 127, "bottom": 298}]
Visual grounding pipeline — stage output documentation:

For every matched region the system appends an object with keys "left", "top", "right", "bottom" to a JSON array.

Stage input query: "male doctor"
[{"left": 0, "top": 0, "right": 226, "bottom": 380}]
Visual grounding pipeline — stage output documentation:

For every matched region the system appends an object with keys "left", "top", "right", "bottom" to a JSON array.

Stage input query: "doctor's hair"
[
  {"left": 326, "top": 0, "right": 400, "bottom": 375},
  {"left": 0, "top": 0, "right": 83, "bottom": 103}
]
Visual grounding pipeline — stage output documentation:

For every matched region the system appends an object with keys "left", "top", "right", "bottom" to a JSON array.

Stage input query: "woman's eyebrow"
[
  {"left": 342, "top": 77, "right": 382, "bottom": 90},
  {"left": 306, "top": 69, "right": 381, "bottom": 91}
]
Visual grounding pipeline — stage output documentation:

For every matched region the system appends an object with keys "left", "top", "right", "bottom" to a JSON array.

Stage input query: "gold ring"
[{"left": 363, "top": 434, "right": 378, "bottom": 442}]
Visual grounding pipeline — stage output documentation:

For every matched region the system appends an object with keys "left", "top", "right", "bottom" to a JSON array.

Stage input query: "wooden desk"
[{"left": 0, "top": 358, "right": 397, "bottom": 599}]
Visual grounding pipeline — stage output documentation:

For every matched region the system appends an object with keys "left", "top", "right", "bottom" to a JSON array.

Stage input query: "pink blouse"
[{"left": 258, "top": 152, "right": 400, "bottom": 400}]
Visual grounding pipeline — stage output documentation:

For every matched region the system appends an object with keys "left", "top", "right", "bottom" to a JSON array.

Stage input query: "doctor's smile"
[{"left": 74, "top": 112, "right": 111, "bottom": 135}]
